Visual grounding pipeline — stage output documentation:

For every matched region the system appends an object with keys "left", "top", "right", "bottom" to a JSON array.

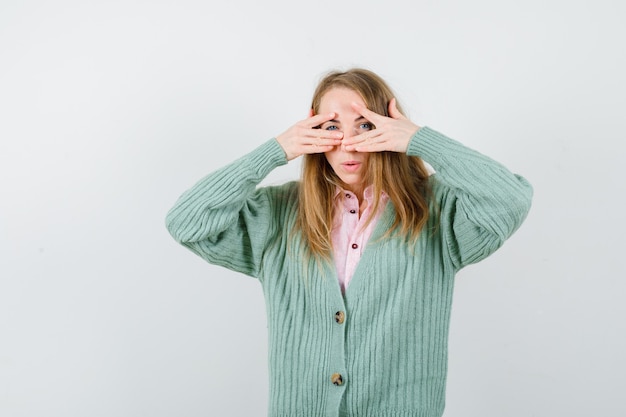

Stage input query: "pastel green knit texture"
[{"left": 166, "top": 127, "right": 533, "bottom": 417}]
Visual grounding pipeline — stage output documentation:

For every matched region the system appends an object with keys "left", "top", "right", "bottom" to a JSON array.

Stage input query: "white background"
[{"left": 1, "top": 0, "right": 625, "bottom": 416}]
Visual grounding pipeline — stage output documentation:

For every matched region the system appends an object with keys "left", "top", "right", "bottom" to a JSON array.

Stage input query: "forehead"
[{"left": 318, "top": 87, "right": 366, "bottom": 112}]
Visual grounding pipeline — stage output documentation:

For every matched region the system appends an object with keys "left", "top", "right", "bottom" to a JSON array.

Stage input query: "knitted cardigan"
[{"left": 165, "top": 127, "right": 533, "bottom": 417}]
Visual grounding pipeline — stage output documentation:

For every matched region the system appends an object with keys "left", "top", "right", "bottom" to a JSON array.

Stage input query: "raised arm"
[
  {"left": 165, "top": 139, "right": 288, "bottom": 277},
  {"left": 165, "top": 111, "right": 343, "bottom": 277},
  {"left": 409, "top": 127, "right": 532, "bottom": 269},
  {"left": 343, "top": 99, "right": 533, "bottom": 269}
]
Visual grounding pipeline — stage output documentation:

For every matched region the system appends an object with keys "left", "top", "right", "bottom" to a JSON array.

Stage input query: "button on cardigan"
[{"left": 165, "top": 127, "right": 533, "bottom": 417}]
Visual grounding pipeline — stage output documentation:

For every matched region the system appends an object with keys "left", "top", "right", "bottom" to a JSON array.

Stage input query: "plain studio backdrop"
[{"left": 1, "top": 0, "right": 624, "bottom": 416}]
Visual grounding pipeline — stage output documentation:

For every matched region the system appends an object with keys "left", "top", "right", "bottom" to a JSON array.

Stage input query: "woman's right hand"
[{"left": 276, "top": 111, "right": 344, "bottom": 161}]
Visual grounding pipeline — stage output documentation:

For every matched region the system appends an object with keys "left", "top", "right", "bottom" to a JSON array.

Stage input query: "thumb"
[{"left": 388, "top": 98, "right": 405, "bottom": 120}]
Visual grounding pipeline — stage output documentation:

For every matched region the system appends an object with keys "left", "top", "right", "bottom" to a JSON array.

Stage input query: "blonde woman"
[{"left": 166, "top": 68, "right": 532, "bottom": 417}]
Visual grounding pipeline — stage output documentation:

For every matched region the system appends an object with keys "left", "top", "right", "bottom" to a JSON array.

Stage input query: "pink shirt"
[{"left": 331, "top": 186, "right": 389, "bottom": 293}]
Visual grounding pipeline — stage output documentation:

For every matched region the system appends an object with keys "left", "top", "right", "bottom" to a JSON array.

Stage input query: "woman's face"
[{"left": 318, "top": 87, "right": 373, "bottom": 196}]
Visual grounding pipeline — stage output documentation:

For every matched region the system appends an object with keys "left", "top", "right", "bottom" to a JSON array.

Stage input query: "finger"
[
  {"left": 313, "top": 137, "right": 343, "bottom": 147},
  {"left": 342, "top": 131, "right": 382, "bottom": 151},
  {"left": 304, "top": 112, "right": 336, "bottom": 128},
  {"left": 301, "top": 129, "right": 343, "bottom": 144},
  {"left": 352, "top": 142, "right": 390, "bottom": 153},
  {"left": 342, "top": 130, "right": 379, "bottom": 147},
  {"left": 302, "top": 144, "right": 336, "bottom": 155},
  {"left": 350, "top": 102, "right": 386, "bottom": 122},
  {"left": 307, "top": 108, "right": 314, "bottom": 118},
  {"left": 352, "top": 132, "right": 388, "bottom": 152},
  {"left": 388, "top": 98, "right": 406, "bottom": 120},
  {"left": 299, "top": 129, "right": 342, "bottom": 149},
  {"left": 306, "top": 127, "right": 343, "bottom": 141}
]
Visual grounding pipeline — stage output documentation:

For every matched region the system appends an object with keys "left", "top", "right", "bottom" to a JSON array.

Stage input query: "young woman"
[{"left": 166, "top": 68, "right": 532, "bottom": 417}]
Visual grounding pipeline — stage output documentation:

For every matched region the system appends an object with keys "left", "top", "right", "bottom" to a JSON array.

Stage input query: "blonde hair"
[{"left": 297, "top": 68, "right": 431, "bottom": 260}]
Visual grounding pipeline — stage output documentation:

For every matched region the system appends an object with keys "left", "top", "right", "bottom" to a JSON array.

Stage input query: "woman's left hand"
[{"left": 342, "top": 98, "right": 420, "bottom": 153}]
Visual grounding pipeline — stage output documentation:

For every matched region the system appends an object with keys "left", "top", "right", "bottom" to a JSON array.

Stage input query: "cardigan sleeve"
[
  {"left": 165, "top": 138, "right": 289, "bottom": 278},
  {"left": 407, "top": 127, "right": 533, "bottom": 270}
]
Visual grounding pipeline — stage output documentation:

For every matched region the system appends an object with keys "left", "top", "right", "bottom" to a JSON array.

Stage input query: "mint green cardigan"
[{"left": 166, "top": 127, "right": 533, "bottom": 417}]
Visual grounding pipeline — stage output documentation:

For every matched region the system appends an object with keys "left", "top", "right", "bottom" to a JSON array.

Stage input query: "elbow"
[
  {"left": 515, "top": 174, "right": 534, "bottom": 225},
  {"left": 499, "top": 175, "right": 534, "bottom": 240},
  {"left": 165, "top": 208, "right": 187, "bottom": 243}
]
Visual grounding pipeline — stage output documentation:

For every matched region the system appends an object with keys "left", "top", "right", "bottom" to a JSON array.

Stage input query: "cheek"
[
  {"left": 324, "top": 151, "right": 337, "bottom": 165},
  {"left": 325, "top": 155, "right": 344, "bottom": 174},
  {"left": 323, "top": 153, "right": 333, "bottom": 169}
]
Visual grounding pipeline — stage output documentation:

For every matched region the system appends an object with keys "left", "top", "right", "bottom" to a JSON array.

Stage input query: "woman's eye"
[
  {"left": 325, "top": 125, "right": 338, "bottom": 131},
  {"left": 360, "top": 122, "right": 373, "bottom": 130}
]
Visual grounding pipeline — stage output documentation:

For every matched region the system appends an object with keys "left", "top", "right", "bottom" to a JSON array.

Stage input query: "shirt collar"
[{"left": 333, "top": 185, "right": 388, "bottom": 204}]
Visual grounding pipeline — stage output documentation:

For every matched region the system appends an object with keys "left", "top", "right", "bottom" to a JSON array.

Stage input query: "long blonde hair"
[{"left": 297, "top": 68, "right": 431, "bottom": 260}]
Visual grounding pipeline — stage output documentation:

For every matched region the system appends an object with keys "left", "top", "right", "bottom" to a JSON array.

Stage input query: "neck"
[{"left": 345, "top": 183, "right": 367, "bottom": 202}]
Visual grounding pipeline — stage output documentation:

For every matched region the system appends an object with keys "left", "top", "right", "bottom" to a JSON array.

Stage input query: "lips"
[{"left": 341, "top": 161, "right": 362, "bottom": 172}]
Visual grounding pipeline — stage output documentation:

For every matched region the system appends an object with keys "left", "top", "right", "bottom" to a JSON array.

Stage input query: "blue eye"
[
  {"left": 360, "top": 122, "right": 373, "bottom": 130},
  {"left": 325, "top": 125, "right": 338, "bottom": 131}
]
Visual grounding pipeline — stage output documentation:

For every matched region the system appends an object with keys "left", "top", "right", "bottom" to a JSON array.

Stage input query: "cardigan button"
[
  {"left": 331, "top": 373, "right": 343, "bottom": 386},
  {"left": 351, "top": 243, "right": 358, "bottom": 249},
  {"left": 349, "top": 209, "right": 356, "bottom": 214},
  {"left": 334, "top": 311, "right": 345, "bottom": 324}
]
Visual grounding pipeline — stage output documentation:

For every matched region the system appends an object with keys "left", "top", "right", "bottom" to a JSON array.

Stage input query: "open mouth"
[{"left": 342, "top": 161, "right": 361, "bottom": 171}]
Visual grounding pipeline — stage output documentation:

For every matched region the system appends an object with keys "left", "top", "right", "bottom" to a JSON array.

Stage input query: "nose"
[{"left": 341, "top": 126, "right": 359, "bottom": 139}]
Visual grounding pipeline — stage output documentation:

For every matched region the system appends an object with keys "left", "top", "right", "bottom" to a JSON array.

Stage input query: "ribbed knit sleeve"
[
  {"left": 407, "top": 126, "right": 533, "bottom": 270},
  {"left": 165, "top": 138, "right": 288, "bottom": 278}
]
